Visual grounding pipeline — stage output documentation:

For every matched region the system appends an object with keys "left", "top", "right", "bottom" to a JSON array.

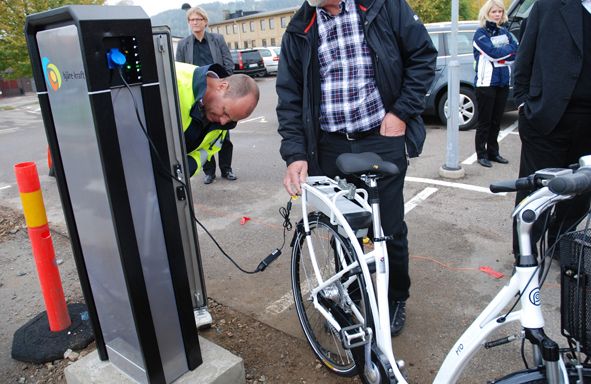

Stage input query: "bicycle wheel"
[{"left": 291, "top": 213, "right": 372, "bottom": 377}]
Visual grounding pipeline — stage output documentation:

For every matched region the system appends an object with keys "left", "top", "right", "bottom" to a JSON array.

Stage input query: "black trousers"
[
  {"left": 475, "top": 86, "right": 509, "bottom": 159},
  {"left": 203, "top": 132, "right": 233, "bottom": 176},
  {"left": 513, "top": 110, "right": 591, "bottom": 255},
  {"left": 317, "top": 131, "right": 410, "bottom": 300}
]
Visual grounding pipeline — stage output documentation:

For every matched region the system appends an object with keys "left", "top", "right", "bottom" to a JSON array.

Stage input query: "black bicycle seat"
[{"left": 336, "top": 152, "right": 400, "bottom": 177}]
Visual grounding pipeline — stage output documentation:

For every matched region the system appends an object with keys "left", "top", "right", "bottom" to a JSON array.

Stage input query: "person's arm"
[
  {"left": 217, "top": 35, "right": 234, "bottom": 74},
  {"left": 276, "top": 33, "right": 308, "bottom": 195},
  {"left": 504, "top": 29, "right": 520, "bottom": 63},
  {"left": 513, "top": 1, "right": 540, "bottom": 108},
  {"left": 473, "top": 28, "right": 517, "bottom": 62},
  {"left": 175, "top": 37, "right": 186, "bottom": 62},
  {"left": 389, "top": 0, "right": 438, "bottom": 123}
]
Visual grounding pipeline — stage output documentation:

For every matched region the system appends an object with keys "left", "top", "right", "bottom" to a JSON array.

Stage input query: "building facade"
[{"left": 208, "top": 7, "right": 299, "bottom": 49}]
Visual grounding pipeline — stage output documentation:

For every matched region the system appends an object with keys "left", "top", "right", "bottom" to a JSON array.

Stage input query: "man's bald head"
[{"left": 203, "top": 75, "right": 259, "bottom": 126}]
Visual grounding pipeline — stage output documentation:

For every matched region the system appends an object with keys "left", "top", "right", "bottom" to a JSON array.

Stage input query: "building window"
[
  {"left": 260, "top": 19, "right": 266, "bottom": 31},
  {"left": 251, "top": 40, "right": 256, "bottom": 48},
  {"left": 217, "top": 27, "right": 221, "bottom": 34},
  {"left": 242, "top": 23, "right": 247, "bottom": 33},
  {"left": 234, "top": 42, "right": 239, "bottom": 49},
  {"left": 281, "top": 16, "right": 288, "bottom": 28},
  {"left": 270, "top": 38, "right": 276, "bottom": 46},
  {"left": 226, "top": 25, "right": 231, "bottom": 34},
  {"left": 244, "top": 41, "right": 249, "bottom": 49},
  {"left": 227, "top": 42, "right": 232, "bottom": 49},
  {"left": 262, "top": 38, "right": 267, "bottom": 47},
  {"left": 233, "top": 24, "right": 238, "bottom": 34},
  {"left": 250, "top": 21, "right": 255, "bottom": 32},
  {"left": 269, "top": 18, "right": 275, "bottom": 30}
]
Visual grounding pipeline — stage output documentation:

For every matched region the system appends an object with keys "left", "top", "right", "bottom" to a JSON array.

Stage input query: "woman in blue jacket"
[{"left": 473, "top": 0, "right": 518, "bottom": 168}]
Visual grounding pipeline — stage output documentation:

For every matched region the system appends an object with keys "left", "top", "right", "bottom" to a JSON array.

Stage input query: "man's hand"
[
  {"left": 283, "top": 160, "right": 308, "bottom": 196},
  {"left": 380, "top": 112, "right": 406, "bottom": 137}
]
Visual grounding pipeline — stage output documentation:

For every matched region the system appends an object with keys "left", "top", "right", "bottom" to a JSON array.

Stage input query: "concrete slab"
[{"left": 65, "top": 336, "right": 245, "bottom": 384}]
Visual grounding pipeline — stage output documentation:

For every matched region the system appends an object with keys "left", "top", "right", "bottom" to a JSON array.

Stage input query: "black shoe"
[
  {"left": 389, "top": 300, "right": 406, "bottom": 337},
  {"left": 222, "top": 171, "right": 237, "bottom": 181},
  {"left": 489, "top": 155, "right": 509, "bottom": 164},
  {"left": 478, "top": 158, "right": 492, "bottom": 168},
  {"left": 203, "top": 174, "right": 215, "bottom": 184}
]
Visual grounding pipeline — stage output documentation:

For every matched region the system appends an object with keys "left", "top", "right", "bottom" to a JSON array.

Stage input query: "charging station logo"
[{"left": 41, "top": 57, "right": 62, "bottom": 91}]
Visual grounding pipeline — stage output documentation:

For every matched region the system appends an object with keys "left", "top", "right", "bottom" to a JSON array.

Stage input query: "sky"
[{"left": 104, "top": 0, "right": 234, "bottom": 17}]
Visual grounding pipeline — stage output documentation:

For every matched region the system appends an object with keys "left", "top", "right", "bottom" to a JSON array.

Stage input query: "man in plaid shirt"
[{"left": 277, "top": 0, "right": 436, "bottom": 336}]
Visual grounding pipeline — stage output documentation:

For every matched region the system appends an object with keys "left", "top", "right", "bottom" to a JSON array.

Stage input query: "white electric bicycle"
[
  {"left": 435, "top": 155, "right": 591, "bottom": 383},
  {"left": 290, "top": 152, "right": 407, "bottom": 384}
]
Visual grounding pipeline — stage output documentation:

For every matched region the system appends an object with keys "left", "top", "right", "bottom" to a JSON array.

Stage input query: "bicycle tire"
[
  {"left": 291, "top": 213, "right": 373, "bottom": 377},
  {"left": 491, "top": 365, "right": 591, "bottom": 383}
]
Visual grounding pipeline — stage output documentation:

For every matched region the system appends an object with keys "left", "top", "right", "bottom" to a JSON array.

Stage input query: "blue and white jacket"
[{"left": 473, "top": 21, "right": 518, "bottom": 87}]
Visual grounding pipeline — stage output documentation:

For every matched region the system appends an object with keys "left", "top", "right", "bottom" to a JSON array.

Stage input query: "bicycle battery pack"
[{"left": 306, "top": 176, "right": 372, "bottom": 238}]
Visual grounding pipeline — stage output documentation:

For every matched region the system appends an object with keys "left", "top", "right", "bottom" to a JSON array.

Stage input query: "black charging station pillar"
[{"left": 25, "top": 6, "right": 202, "bottom": 383}]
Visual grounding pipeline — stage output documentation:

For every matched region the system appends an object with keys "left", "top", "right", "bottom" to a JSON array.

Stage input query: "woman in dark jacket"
[{"left": 472, "top": 0, "right": 518, "bottom": 168}]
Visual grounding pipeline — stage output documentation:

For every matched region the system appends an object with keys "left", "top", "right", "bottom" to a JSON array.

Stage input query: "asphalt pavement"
[{"left": 0, "top": 79, "right": 564, "bottom": 383}]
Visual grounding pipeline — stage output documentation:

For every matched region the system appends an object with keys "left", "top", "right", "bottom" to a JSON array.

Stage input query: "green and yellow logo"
[{"left": 42, "top": 57, "right": 62, "bottom": 91}]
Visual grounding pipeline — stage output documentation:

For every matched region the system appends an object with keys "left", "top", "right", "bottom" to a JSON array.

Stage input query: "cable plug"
[
  {"left": 256, "top": 249, "right": 282, "bottom": 272},
  {"left": 107, "top": 48, "right": 126, "bottom": 69}
]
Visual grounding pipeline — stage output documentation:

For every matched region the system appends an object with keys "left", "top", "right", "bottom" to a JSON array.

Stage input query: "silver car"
[
  {"left": 423, "top": 21, "right": 516, "bottom": 131},
  {"left": 253, "top": 46, "right": 281, "bottom": 76}
]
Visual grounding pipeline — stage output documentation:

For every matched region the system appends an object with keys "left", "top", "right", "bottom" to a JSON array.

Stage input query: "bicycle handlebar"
[
  {"left": 548, "top": 168, "right": 591, "bottom": 195},
  {"left": 490, "top": 175, "right": 538, "bottom": 193}
]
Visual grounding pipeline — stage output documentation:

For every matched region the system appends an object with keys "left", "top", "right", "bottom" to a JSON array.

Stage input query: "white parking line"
[
  {"left": 462, "top": 120, "right": 518, "bottom": 165},
  {"left": 405, "top": 187, "right": 438, "bottom": 214},
  {"left": 238, "top": 116, "right": 267, "bottom": 124},
  {"left": 266, "top": 290, "right": 296, "bottom": 315},
  {"left": 26, "top": 107, "right": 41, "bottom": 114},
  {"left": 0, "top": 185, "right": 11, "bottom": 191},
  {"left": 0, "top": 128, "right": 20, "bottom": 135},
  {"left": 406, "top": 176, "right": 507, "bottom": 196}
]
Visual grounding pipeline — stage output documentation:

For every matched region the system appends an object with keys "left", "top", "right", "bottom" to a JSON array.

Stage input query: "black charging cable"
[{"left": 115, "top": 66, "right": 291, "bottom": 273}]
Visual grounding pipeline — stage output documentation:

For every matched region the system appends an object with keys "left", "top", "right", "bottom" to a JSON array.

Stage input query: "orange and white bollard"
[{"left": 14, "top": 161, "right": 71, "bottom": 331}]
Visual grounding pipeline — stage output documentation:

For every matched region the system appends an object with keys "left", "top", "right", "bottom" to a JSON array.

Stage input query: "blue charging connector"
[{"left": 106, "top": 48, "right": 126, "bottom": 69}]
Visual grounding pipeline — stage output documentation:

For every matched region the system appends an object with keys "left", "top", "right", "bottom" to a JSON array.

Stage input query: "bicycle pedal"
[{"left": 341, "top": 324, "right": 370, "bottom": 349}]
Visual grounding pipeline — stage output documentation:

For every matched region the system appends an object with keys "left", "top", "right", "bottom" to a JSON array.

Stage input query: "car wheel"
[{"left": 437, "top": 87, "right": 478, "bottom": 131}]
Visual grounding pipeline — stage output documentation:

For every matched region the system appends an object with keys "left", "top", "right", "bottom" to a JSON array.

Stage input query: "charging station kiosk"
[{"left": 25, "top": 6, "right": 209, "bottom": 383}]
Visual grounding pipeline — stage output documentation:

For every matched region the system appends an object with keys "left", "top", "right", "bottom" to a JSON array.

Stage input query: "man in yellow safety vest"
[{"left": 176, "top": 62, "right": 259, "bottom": 177}]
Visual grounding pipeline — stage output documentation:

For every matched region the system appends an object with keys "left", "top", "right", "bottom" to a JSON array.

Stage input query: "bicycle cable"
[{"left": 116, "top": 67, "right": 293, "bottom": 274}]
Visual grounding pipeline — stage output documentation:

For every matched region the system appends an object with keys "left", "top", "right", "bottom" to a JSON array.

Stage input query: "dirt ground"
[{"left": 0, "top": 204, "right": 361, "bottom": 384}]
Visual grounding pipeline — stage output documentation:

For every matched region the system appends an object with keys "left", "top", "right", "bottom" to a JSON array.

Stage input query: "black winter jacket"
[{"left": 276, "top": 0, "right": 437, "bottom": 174}]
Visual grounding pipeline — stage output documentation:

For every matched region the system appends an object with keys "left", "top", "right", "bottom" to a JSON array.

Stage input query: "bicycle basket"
[{"left": 560, "top": 229, "right": 591, "bottom": 355}]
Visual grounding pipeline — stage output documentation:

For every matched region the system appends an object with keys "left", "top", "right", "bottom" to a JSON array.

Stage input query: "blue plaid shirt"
[{"left": 317, "top": 0, "right": 385, "bottom": 133}]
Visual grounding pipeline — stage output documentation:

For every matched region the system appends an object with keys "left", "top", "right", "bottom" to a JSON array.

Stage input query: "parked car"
[
  {"left": 505, "top": 0, "right": 537, "bottom": 41},
  {"left": 253, "top": 46, "right": 281, "bottom": 76},
  {"left": 230, "top": 49, "right": 266, "bottom": 77},
  {"left": 423, "top": 21, "right": 516, "bottom": 131}
]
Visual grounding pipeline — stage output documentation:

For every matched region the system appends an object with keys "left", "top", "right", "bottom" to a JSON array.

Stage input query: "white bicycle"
[
  {"left": 290, "top": 152, "right": 407, "bottom": 384},
  {"left": 435, "top": 155, "right": 591, "bottom": 383}
]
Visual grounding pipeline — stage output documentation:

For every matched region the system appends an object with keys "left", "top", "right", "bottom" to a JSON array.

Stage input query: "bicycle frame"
[
  {"left": 434, "top": 187, "right": 573, "bottom": 383},
  {"left": 300, "top": 176, "right": 407, "bottom": 383}
]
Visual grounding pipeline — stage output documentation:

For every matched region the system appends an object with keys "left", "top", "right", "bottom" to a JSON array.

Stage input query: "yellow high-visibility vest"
[{"left": 175, "top": 62, "right": 228, "bottom": 177}]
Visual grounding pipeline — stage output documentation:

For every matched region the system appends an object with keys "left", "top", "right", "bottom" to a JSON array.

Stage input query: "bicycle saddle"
[{"left": 336, "top": 152, "right": 400, "bottom": 176}]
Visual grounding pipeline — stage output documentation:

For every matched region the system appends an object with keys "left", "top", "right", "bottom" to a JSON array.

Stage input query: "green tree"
[
  {"left": 410, "top": 0, "right": 479, "bottom": 23},
  {"left": 0, "top": 0, "right": 103, "bottom": 79}
]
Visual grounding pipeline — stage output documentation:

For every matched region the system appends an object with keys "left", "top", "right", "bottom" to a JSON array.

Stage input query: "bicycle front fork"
[{"left": 526, "top": 328, "right": 561, "bottom": 383}]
